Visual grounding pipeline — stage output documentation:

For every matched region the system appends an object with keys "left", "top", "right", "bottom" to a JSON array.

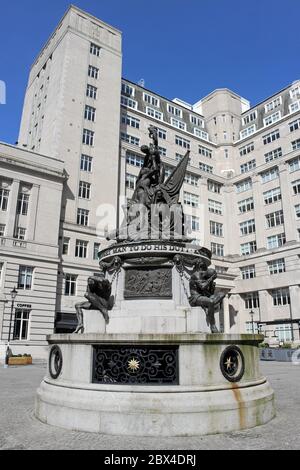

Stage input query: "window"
[
  {"left": 80, "top": 154, "right": 93, "bottom": 172},
  {"left": 194, "top": 128, "right": 209, "bottom": 141},
  {"left": 167, "top": 104, "right": 182, "bottom": 118},
  {"left": 238, "top": 197, "right": 254, "bottom": 213},
  {"left": 275, "top": 324, "right": 293, "bottom": 343},
  {"left": 88, "top": 65, "right": 99, "bottom": 79},
  {"left": 175, "top": 135, "right": 190, "bottom": 149},
  {"left": 164, "top": 166, "right": 173, "bottom": 178},
  {"left": 290, "top": 84, "right": 300, "bottom": 100},
  {"left": 176, "top": 153, "right": 191, "bottom": 164},
  {"left": 208, "top": 199, "right": 223, "bottom": 215},
  {"left": 0, "top": 188, "right": 9, "bottom": 211},
  {"left": 241, "top": 160, "right": 256, "bottom": 174},
  {"left": 239, "top": 142, "right": 254, "bottom": 157},
  {"left": 157, "top": 128, "right": 167, "bottom": 140},
  {"left": 264, "top": 187, "right": 281, "bottom": 205},
  {"left": 261, "top": 167, "right": 279, "bottom": 183},
  {"left": 82, "top": 129, "right": 94, "bottom": 146},
  {"left": 295, "top": 204, "right": 300, "bottom": 218},
  {"left": 65, "top": 274, "right": 77, "bottom": 296},
  {"left": 289, "top": 100, "right": 300, "bottom": 113},
  {"left": 186, "top": 215, "right": 200, "bottom": 232},
  {"left": 210, "top": 221, "right": 223, "bottom": 237},
  {"left": 158, "top": 146, "right": 167, "bottom": 156},
  {"left": 199, "top": 162, "right": 213, "bottom": 174},
  {"left": 199, "top": 145, "right": 212, "bottom": 158},
  {"left": 62, "top": 238, "right": 70, "bottom": 255},
  {"left": 242, "top": 111, "right": 257, "bottom": 126},
  {"left": 90, "top": 43, "right": 100, "bottom": 56},
  {"left": 289, "top": 118, "right": 300, "bottom": 132},
  {"left": 211, "top": 242, "right": 224, "bottom": 257},
  {"left": 184, "top": 173, "right": 199, "bottom": 186},
  {"left": 121, "top": 114, "right": 140, "bottom": 129},
  {"left": 292, "top": 179, "right": 300, "bottom": 195},
  {"left": 215, "top": 266, "right": 228, "bottom": 274},
  {"left": 18, "top": 266, "right": 33, "bottom": 290},
  {"left": 15, "top": 227, "right": 26, "bottom": 240},
  {"left": 84, "top": 105, "right": 96, "bottom": 122},
  {"left": 240, "top": 219, "right": 256, "bottom": 236},
  {"left": 77, "top": 208, "right": 89, "bottom": 226},
  {"left": 122, "top": 83, "right": 135, "bottom": 97},
  {"left": 17, "top": 193, "right": 30, "bottom": 215},
  {"left": 190, "top": 115, "right": 204, "bottom": 127},
  {"left": 86, "top": 84, "right": 97, "bottom": 99},
  {"left": 266, "top": 210, "right": 284, "bottom": 228},
  {"left": 75, "top": 240, "right": 88, "bottom": 258},
  {"left": 171, "top": 118, "right": 186, "bottom": 131},
  {"left": 289, "top": 157, "right": 300, "bottom": 172},
  {"left": 145, "top": 107, "right": 162, "bottom": 121},
  {"left": 240, "top": 125, "right": 256, "bottom": 139},
  {"left": 291, "top": 139, "right": 300, "bottom": 154},
  {"left": 236, "top": 179, "right": 252, "bottom": 193},
  {"left": 268, "top": 258, "right": 285, "bottom": 275},
  {"left": 244, "top": 292, "right": 259, "bottom": 309},
  {"left": 263, "top": 111, "right": 281, "bottom": 127},
  {"left": 264, "top": 147, "right": 282, "bottom": 163},
  {"left": 0, "top": 224, "right": 5, "bottom": 236},
  {"left": 126, "top": 151, "right": 144, "bottom": 167},
  {"left": 13, "top": 310, "right": 30, "bottom": 341},
  {"left": 240, "top": 265, "right": 256, "bottom": 280},
  {"left": 183, "top": 192, "right": 199, "bottom": 207},
  {"left": 263, "top": 129, "right": 280, "bottom": 145},
  {"left": 208, "top": 180, "right": 222, "bottom": 194},
  {"left": 272, "top": 288, "right": 290, "bottom": 306},
  {"left": 121, "top": 96, "right": 137, "bottom": 110},
  {"left": 78, "top": 181, "right": 91, "bottom": 199},
  {"left": 241, "top": 241, "right": 257, "bottom": 255},
  {"left": 93, "top": 243, "right": 100, "bottom": 260},
  {"left": 143, "top": 93, "right": 159, "bottom": 107},
  {"left": 265, "top": 96, "right": 282, "bottom": 113},
  {"left": 267, "top": 233, "right": 286, "bottom": 249},
  {"left": 121, "top": 132, "right": 140, "bottom": 146},
  {"left": 126, "top": 173, "right": 137, "bottom": 190}
]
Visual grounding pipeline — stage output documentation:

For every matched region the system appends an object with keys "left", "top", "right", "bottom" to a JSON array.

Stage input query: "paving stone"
[{"left": 0, "top": 362, "right": 299, "bottom": 450}]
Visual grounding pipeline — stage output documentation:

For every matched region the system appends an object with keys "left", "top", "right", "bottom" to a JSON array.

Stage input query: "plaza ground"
[{"left": 0, "top": 362, "right": 299, "bottom": 450}]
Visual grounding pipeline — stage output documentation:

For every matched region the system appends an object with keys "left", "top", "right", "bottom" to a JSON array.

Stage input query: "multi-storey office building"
[
  {"left": 0, "top": 143, "right": 65, "bottom": 359},
  {"left": 1, "top": 5, "right": 300, "bottom": 360}
]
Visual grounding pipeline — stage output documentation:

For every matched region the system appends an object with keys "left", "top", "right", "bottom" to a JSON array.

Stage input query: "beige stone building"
[{"left": 1, "top": 5, "right": 300, "bottom": 360}]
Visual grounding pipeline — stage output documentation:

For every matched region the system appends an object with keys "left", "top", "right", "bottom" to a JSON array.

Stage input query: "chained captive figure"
[
  {"left": 189, "top": 261, "right": 226, "bottom": 333},
  {"left": 74, "top": 275, "right": 114, "bottom": 334}
]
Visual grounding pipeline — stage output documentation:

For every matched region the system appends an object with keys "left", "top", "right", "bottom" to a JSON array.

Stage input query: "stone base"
[
  {"left": 35, "top": 333, "right": 275, "bottom": 436},
  {"left": 84, "top": 305, "right": 218, "bottom": 335}
]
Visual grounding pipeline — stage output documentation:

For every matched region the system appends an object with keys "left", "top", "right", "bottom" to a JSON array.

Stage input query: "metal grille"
[{"left": 92, "top": 345, "right": 179, "bottom": 385}]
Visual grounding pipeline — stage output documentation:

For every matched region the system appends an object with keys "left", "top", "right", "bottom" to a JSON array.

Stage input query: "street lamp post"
[
  {"left": 249, "top": 309, "right": 255, "bottom": 334},
  {"left": 4, "top": 287, "right": 18, "bottom": 368}
]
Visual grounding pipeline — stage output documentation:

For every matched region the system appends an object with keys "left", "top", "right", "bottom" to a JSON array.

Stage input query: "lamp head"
[{"left": 10, "top": 287, "right": 18, "bottom": 301}]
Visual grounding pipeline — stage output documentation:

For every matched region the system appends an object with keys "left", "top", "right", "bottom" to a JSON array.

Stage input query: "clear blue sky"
[{"left": 1, "top": 0, "right": 300, "bottom": 144}]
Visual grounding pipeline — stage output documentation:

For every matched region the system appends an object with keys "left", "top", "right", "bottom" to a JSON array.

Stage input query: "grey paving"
[{"left": 0, "top": 362, "right": 299, "bottom": 450}]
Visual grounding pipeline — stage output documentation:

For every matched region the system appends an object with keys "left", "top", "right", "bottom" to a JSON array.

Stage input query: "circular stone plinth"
[{"left": 35, "top": 334, "right": 276, "bottom": 436}]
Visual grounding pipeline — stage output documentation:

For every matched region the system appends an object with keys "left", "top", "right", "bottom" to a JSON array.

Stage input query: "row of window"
[
  {"left": 241, "top": 258, "right": 286, "bottom": 279},
  {"left": 0, "top": 189, "right": 30, "bottom": 214},
  {"left": 62, "top": 238, "right": 100, "bottom": 260},
  {"left": 243, "top": 287, "right": 291, "bottom": 309},
  {"left": 121, "top": 83, "right": 205, "bottom": 129}
]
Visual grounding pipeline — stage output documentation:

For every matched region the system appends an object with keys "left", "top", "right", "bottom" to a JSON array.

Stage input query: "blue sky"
[{"left": 0, "top": 0, "right": 300, "bottom": 144}]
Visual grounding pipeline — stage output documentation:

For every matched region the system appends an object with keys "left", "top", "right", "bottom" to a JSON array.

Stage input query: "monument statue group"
[{"left": 35, "top": 125, "right": 275, "bottom": 436}]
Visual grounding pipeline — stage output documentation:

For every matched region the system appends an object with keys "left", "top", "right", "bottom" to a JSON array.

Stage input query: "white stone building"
[{"left": 1, "top": 5, "right": 300, "bottom": 360}]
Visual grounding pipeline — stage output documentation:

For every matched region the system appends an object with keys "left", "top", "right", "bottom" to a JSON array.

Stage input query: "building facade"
[{"left": 1, "top": 5, "right": 300, "bottom": 360}]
